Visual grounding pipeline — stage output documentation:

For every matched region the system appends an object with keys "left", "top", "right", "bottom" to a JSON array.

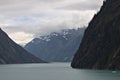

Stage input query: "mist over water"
[{"left": 0, "top": 63, "right": 120, "bottom": 80}]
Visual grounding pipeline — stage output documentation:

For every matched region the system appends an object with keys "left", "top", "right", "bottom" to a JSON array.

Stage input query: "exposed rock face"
[
  {"left": 0, "top": 28, "right": 45, "bottom": 64},
  {"left": 71, "top": 0, "right": 120, "bottom": 70},
  {"left": 25, "top": 28, "right": 85, "bottom": 62}
]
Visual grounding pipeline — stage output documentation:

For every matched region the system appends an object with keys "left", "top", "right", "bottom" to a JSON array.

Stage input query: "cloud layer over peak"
[{"left": 0, "top": 0, "right": 103, "bottom": 45}]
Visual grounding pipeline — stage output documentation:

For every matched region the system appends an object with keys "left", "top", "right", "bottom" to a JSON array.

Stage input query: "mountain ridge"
[
  {"left": 71, "top": 0, "right": 120, "bottom": 70},
  {"left": 0, "top": 28, "right": 45, "bottom": 64},
  {"left": 25, "top": 28, "right": 85, "bottom": 62}
]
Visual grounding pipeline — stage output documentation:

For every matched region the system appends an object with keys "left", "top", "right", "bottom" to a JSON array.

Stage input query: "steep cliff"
[
  {"left": 71, "top": 0, "right": 120, "bottom": 70},
  {"left": 0, "top": 28, "right": 45, "bottom": 64}
]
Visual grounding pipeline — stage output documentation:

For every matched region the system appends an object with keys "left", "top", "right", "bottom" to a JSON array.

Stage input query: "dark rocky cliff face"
[
  {"left": 71, "top": 0, "right": 120, "bottom": 70},
  {"left": 0, "top": 28, "right": 45, "bottom": 64}
]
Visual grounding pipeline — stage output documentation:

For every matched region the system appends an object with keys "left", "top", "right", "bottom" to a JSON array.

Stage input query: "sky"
[{"left": 0, "top": 0, "right": 103, "bottom": 46}]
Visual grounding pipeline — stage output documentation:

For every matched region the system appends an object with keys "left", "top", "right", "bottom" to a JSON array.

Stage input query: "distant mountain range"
[
  {"left": 24, "top": 28, "right": 85, "bottom": 62},
  {"left": 0, "top": 28, "right": 45, "bottom": 64}
]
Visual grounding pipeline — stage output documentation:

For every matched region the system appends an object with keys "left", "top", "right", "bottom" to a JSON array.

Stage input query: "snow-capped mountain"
[{"left": 24, "top": 28, "right": 85, "bottom": 62}]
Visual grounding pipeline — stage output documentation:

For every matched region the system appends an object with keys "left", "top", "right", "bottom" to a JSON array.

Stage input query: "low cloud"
[
  {"left": 9, "top": 32, "right": 34, "bottom": 46},
  {"left": 0, "top": 0, "right": 103, "bottom": 45},
  {"left": 57, "top": 2, "right": 100, "bottom": 11}
]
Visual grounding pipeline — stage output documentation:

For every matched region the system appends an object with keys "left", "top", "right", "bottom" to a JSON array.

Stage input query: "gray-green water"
[{"left": 0, "top": 63, "right": 120, "bottom": 80}]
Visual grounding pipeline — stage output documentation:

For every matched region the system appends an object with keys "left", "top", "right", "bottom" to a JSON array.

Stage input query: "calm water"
[{"left": 0, "top": 63, "right": 120, "bottom": 80}]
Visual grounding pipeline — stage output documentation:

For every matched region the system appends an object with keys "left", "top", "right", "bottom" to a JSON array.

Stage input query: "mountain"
[
  {"left": 0, "top": 28, "right": 45, "bottom": 64},
  {"left": 24, "top": 28, "right": 85, "bottom": 62},
  {"left": 71, "top": 0, "right": 120, "bottom": 70}
]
